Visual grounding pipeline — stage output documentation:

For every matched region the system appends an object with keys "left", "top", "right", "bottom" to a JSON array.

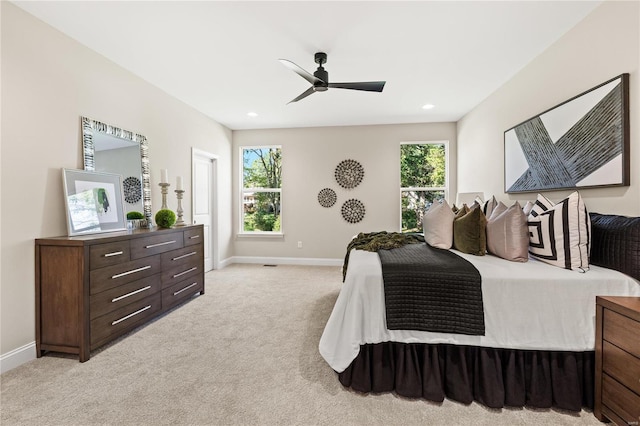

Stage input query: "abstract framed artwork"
[
  {"left": 504, "top": 73, "right": 629, "bottom": 193},
  {"left": 62, "top": 168, "right": 127, "bottom": 236}
]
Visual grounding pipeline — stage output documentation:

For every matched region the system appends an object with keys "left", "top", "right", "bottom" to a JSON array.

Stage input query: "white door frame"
[{"left": 191, "top": 148, "right": 219, "bottom": 270}]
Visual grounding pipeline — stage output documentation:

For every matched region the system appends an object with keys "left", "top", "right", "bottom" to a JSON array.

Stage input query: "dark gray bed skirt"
[{"left": 338, "top": 342, "right": 594, "bottom": 412}]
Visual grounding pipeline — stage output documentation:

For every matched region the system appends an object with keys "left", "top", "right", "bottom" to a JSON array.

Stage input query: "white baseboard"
[
  {"left": 218, "top": 257, "right": 234, "bottom": 269},
  {"left": 228, "top": 256, "right": 342, "bottom": 267},
  {"left": 1, "top": 341, "right": 36, "bottom": 374}
]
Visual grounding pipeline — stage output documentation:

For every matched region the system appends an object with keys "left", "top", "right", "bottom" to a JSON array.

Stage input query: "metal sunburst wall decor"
[
  {"left": 341, "top": 198, "right": 366, "bottom": 223},
  {"left": 317, "top": 188, "right": 337, "bottom": 208},
  {"left": 123, "top": 176, "right": 142, "bottom": 204},
  {"left": 335, "top": 159, "right": 364, "bottom": 189}
]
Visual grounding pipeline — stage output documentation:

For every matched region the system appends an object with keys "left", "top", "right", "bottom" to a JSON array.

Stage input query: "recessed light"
[
  {"left": 422, "top": 104, "right": 435, "bottom": 110},
  {"left": 247, "top": 112, "right": 258, "bottom": 117}
]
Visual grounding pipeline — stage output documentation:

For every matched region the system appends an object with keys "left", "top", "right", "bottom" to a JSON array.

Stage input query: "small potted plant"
[
  {"left": 155, "top": 209, "right": 176, "bottom": 229},
  {"left": 126, "top": 211, "right": 145, "bottom": 230}
]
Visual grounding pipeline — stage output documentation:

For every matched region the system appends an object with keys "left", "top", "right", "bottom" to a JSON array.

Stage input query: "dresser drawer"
[
  {"left": 161, "top": 245, "right": 203, "bottom": 269},
  {"left": 130, "top": 232, "right": 184, "bottom": 259},
  {"left": 602, "top": 373, "right": 640, "bottom": 424},
  {"left": 90, "top": 241, "right": 130, "bottom": 270},
  {"left": 90, "top": 275, "right": 162, "bottom": 320},
  {"left": 90, "top": 256, "right": 161, "bottom": 295},
  {"left": 162, "top": 275, "right": 204, "bottom": 310},
  {"left": 184, "top": 227, "right": 204, "bottom": 247},
  {"left": 603, "top": 340, "right": 640, "bottom": 396},
  {"left": 90, "top": 292, "right": 161, "bottom": 349},
  {"left": 604, "top": 309, "right": 640, "bottom": 357},
  {"left": 161, "top": 260, "right": 201, "bottom": 288}
]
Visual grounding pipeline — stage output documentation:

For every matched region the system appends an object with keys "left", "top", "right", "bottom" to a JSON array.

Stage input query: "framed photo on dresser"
[{"left": 62, "top": 168, "right": 126, "bottom": 236}]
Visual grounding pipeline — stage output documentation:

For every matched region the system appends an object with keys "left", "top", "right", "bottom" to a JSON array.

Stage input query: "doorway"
[{"left": 191, "top": 148, "right": 218, "bottom": 271}]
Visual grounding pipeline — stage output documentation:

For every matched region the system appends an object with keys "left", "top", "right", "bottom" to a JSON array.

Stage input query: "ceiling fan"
[{"left": 279, "top": 52, "right": 386, "bottom": 104}]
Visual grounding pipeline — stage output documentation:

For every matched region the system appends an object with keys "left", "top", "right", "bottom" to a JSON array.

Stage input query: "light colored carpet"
[{"left": 2, "top": 264, "right": 602, "bottom": 425}]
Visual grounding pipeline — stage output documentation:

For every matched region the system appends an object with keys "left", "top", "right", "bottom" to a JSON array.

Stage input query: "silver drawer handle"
[
  {"left": 172, "top": 251, "right": 197, "bottom": 261},
  {"left": 145, "top": 240, "right": 176, "bottom": 249},
  {"left": 189, "top": 235, "right": 200, "bottom": 239},
  {"left": 111, "top": 305, "right": 151, "bottom": 326},
  {"left": 111, "top": 285, "right": 151, "bottom": 303},
  {"left": 173, "top": 282, "right": 198, "bottom": 296},
  {"left": 173, "top": 267, "right": 197, "bottom": 278},
  {"left": 111, "top": 265, "right": 151, "bottom": 279},
  {"left": 104, "top": 251, "right": 124, "bottom": 257}
]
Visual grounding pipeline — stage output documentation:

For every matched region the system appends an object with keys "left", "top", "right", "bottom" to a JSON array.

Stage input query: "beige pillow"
[
  {"left": 487, "top": 201, "right": 529, "bottom": 262},
  {"left": 483, "top": 196, "right": 498, "bottom": 219},
  {"left": 522, "top": 200, "right": 534, "bottom": 216},
  {"left": 489, "top": 201, "right": 508, "bottom": 220},
  {"left": 423, "top": 200, "right": 455, "bottom": 249}
]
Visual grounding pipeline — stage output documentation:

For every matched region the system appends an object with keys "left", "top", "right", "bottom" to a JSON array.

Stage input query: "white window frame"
[
  {"left": 399, "top": 140, "right": 450, "bottom": 231},
  {"left": 238, "top": 145, "right": 283, "bottom": 237}
]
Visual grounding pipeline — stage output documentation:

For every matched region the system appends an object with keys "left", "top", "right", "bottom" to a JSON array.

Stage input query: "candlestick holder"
[
  {"left": 159, "top": 182, "right": 170, "bottom": 209},
  {"left": 174, "top": 189, "right": 185, "bottom": 227}
]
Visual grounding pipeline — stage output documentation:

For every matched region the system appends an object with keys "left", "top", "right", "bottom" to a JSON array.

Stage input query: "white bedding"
[{"left": 319, "top": 249, "right": 640, "bottom": 373}]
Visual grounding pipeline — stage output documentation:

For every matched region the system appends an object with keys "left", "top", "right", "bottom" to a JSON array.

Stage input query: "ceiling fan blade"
[
  {"left": 287, "top": 87, "right": 316, "bottom": 104},
  {"left": 279, "top": 59, "right": 323, "bottom": 85},
  {"left": 328, "top": 81, "right": 386, "bottom": 92}
]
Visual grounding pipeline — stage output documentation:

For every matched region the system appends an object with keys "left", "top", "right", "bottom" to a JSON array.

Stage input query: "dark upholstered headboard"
[{"left": 589, "top": 213, "right": 640, "bottom": 282}]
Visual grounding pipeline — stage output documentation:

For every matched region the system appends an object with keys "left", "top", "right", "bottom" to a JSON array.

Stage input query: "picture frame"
[
  {"left": 504, "top": 73, "right": 629, "bottom": 193},
  {"left": 62, "top": 168, "right": 127, "bottom": 236}
]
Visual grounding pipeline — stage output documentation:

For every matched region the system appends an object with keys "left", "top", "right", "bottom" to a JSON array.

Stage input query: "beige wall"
[
  {"left": 1, "top": 3, "right": 233, "bottom": 356},
  {"left": 457, "top": 0, "right": 640, "bottom": 215},
  {"left": 233, "top": 122, "right": 457, "bottom": 260}
]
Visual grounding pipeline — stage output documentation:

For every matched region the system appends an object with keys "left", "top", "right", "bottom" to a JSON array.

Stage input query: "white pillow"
[
  {"left": 527, "top": 192, "right": 590, "bottom": 271},
  {"left": 423, "top": 200, "right": 455, "bottom": 249}
]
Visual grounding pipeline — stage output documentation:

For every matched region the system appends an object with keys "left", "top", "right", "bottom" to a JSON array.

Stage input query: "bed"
[{"left": 319, "top": 212, "right": 640, "bottom": 411}]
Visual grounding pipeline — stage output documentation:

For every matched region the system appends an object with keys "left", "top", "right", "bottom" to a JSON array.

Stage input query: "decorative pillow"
[
  {"left": 527, "top": 192, "right": 590, "bottom": 271},
  {"left": 487, "top": 201, "right": 529, "bottom": 262},
  {"left": 488, "top": 201, "right": 508, "bottom": 220},
  {"left": 589, "top": 213, "right": 640, "bottom": 281},
  {"left": 522, "top": 201, "right": 534, "bottom": 216},
  {"left": 453, "top": 204, "right": 487, "bottom": 256},
  {"left": 482, "top": 196, "right": 498, "bottom": 219},
  {"left": 423, "top": 200, "right": 455, "bottom": 249}
]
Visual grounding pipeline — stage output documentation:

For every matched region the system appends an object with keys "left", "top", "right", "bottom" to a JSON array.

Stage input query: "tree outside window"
[
  {"left": 242, "top": 147, "right": 282, "bottom": 232},
  {"left": 400, "top": 142, "right": 448, "bottom": 232}
]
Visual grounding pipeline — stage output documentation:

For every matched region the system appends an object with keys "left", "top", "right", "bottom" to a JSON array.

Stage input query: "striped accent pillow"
[{"left": 527, "top": 192, "right": 590, "bottom": 272}]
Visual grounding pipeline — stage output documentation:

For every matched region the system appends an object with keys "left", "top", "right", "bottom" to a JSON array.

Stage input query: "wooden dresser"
[
  {"left": 35, "top": 224, "right": 205, "bottom": 362},
  {"left": 595, "top": 296, "right": 640, "bottom": 425}
]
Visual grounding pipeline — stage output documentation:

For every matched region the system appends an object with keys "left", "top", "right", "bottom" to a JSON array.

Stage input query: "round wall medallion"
[
  {"left": 317, "top": 188, "right": 337, "bottom": 208},
  {"left": 335, "top": 159, "right": 364, "bottom": 189},
  {"left": 123, "top": 176, "right": 142, "bottom": 204},
  {"left": 341, "top": 198, "right": 366, "bottom": 223}
]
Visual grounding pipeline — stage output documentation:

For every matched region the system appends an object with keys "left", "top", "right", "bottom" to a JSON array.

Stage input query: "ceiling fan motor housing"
[{"left": 314, "top": 68, "right": 329, "bottom": 90}]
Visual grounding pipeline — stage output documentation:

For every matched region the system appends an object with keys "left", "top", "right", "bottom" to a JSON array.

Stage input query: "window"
[
  {"left": 400, "top": 141, "right": 448, "bottom": 232},
  {"left": 241, "top": 146, "right": 282, "bottom": 233}
]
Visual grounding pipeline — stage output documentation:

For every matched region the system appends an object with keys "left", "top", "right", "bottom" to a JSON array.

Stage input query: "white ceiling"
[{"left": 13, "top": 1, "right": 602, "bottom": 130}]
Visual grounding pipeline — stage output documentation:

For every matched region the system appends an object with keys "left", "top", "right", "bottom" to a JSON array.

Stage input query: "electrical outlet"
[{"left": 297, "top": 241, "right": 303, "bottom": 249}]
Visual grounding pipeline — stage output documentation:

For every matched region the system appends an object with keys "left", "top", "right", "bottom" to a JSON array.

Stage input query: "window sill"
[{"left": 236, "top": 232, "right": 284, "bottom": 239}]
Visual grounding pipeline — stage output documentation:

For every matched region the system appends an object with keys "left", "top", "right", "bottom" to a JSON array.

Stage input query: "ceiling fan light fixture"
[{"left": 280, "top": 52, "right": 386, "bottom": 104}]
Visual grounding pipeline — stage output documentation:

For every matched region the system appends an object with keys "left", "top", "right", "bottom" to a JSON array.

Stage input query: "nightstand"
[{"left": 595, "top": 296, "right": 640, "bottom": 425}]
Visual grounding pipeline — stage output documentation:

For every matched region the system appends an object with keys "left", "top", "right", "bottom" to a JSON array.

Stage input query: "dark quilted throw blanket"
[
  {"left": 342, "top": 231, "right": 424, "bottom": 281},
  {"left": 378, "top": 243, "right": 485, "bottom": 335}
]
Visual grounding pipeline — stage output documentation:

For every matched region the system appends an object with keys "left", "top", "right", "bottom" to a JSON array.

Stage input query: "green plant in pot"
[
  {"left": 155, "top": 209, "right": 176, "bottom": 228},
  {"left": 126, "top": 211, "right": 146, "bottom": 229},
  {"left": 126, "top": 211, "right": 144, "bottom": 220}
]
